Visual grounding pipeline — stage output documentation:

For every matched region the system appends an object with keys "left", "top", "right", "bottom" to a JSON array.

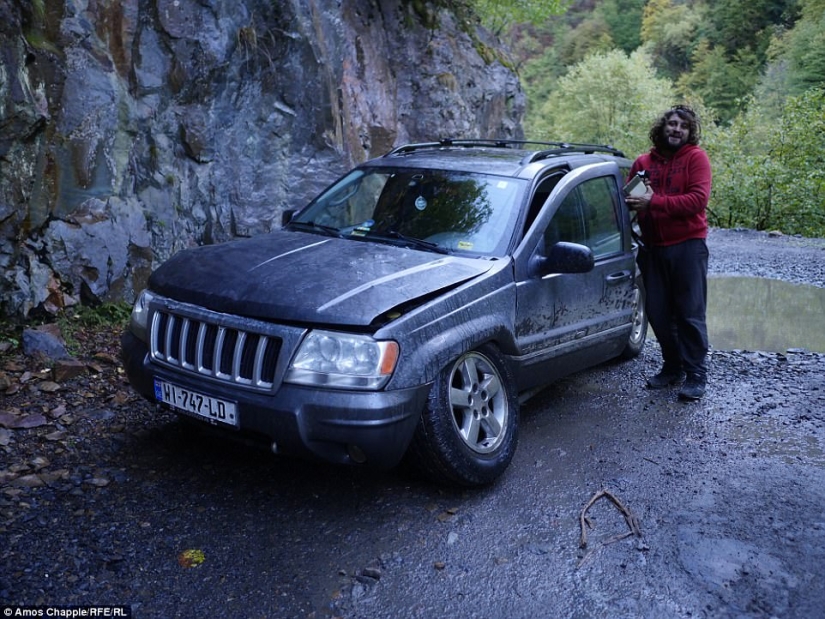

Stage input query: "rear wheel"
[
  {"left": 620, "top": 279, "right": 648, "bottom": 359},
  {"left": 404, "top": 344, "right": 519, "bottom": 487}
]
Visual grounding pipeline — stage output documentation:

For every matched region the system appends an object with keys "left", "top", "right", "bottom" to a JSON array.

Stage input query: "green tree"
[
  {"left": 785, "top": 6, "right": 825, "bottom": 93},
  {"left": 557, "top": 13, "right": 615, "bottom": 67},
  {"left": 595, "top": 0, "right": 646, "bottom": 53},
  {"left": 678, "top": 41, "right": 760, "bottom": 123},
  {"left": 520, "top": 44, "right": 566, "bottom": 117},
  {"left": 706, "top": 88, "right": 825, "bottom": 235},
  {"left": 705, "top": 0, "right": 796, "bottom": 60},
  {"left": 641, "top": 0, "right": 707, "bottom": 79},
  {"left": 472, "top": 0, "right": 569, "bottom": 34},
  {"left": 528, "top": 49, "right": 675, "bottom": 157},
  {"left": 750, "top": 0, "right": 824, "bottom": 111}
]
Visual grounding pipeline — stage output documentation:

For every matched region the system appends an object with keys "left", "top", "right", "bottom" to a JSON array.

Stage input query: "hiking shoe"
[
  {"left": 678, "top": 376, "right": 706, "bottom": 401},
  {"left": 647, "top": 369, "right": 687, "bottom": 389}
]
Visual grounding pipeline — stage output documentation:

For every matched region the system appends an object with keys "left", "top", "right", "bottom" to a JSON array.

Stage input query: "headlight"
[
  {"left": 286, "top": 330, "right": 399, "bottom": 390},
  {"left": 129, "top": 289, "right": 155, "bottom": 342}
]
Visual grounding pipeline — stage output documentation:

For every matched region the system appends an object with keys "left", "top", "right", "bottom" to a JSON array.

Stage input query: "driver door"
[{"left": 513, "top": 163, "right": 636, "bottom": 386}]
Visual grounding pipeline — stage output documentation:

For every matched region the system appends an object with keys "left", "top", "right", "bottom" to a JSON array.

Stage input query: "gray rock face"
[{"left": 0, "top": 0, "right": 525, "bottom": 318}]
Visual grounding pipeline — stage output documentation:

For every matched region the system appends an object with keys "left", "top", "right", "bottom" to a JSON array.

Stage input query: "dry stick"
[{"left": 577, "top": 489, "right": 643, "bottom": 568}]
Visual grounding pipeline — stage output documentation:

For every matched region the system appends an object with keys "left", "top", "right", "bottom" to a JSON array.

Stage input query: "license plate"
[{"left": 154, "top": 379, "right": 238, "bottom": 427}]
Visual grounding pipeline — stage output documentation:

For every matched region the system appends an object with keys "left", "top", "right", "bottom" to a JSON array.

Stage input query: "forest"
[{"left": 473, "top": 0, "right": 825, "bottom": 237}]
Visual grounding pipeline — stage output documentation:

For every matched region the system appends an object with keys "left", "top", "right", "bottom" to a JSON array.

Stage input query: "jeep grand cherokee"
[{"left": 121, "top": 139, "right": 648, "bottom": 486}]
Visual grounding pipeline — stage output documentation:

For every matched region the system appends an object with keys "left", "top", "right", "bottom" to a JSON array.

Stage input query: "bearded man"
[{"left": 625, "top": 105, "right": 712, "bottom": 401}]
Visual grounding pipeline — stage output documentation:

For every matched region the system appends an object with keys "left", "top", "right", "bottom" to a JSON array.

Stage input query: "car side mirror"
[
  {"left": 281, "top": 209, "right": 296, "bottom": 226},
  {"left": 533, "top": 241, "right": 595, "bottom": 277}
]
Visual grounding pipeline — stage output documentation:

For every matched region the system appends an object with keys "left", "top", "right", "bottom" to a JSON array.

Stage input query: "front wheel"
[{"left": 403, "top": 344, "right": 519, "bottom": 487}]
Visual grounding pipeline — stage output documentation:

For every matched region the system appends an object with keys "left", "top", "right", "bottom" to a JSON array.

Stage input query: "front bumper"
[{"left": 120, "top": 331, "right": 429, "bottom": 468}]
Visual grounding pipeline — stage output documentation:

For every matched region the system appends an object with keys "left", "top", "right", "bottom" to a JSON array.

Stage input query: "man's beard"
[{"left": 658, "top": 133, "right": 687, "bottom": 152}]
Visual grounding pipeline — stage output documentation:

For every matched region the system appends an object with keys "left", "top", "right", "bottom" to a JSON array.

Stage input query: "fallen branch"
[{"left": 577, "top": 489, "right": 643, "bottom": 568}]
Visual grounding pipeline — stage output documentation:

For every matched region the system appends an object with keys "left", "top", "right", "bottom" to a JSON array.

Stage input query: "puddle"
[{"left": 707, "top": 276, "right": 825, "bottom": 353}]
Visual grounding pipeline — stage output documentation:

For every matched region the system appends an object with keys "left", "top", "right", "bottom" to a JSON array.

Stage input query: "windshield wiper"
[
  {"left": 371, "top": 230, "right": 451, "bottom": 254},
  {"left": 287, "top": 220, "right": 342, "bottom": 238}
]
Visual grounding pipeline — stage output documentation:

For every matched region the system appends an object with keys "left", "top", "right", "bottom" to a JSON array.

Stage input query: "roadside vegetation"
[
  {"left": 471, "top": 0, "right": 825, "bottom": 237},
  {"left": 0, "top": 302, "right": 131, "bottom": 358}
]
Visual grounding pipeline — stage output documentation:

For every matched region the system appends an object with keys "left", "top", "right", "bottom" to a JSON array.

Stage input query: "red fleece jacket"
[{"left": 628, "top": 143, "right": 712, "bottom": 247}]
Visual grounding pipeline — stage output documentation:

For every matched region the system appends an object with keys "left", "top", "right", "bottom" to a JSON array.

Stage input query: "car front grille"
[{"left": 149, "top": 310, "right": 281, "bottom": 390}]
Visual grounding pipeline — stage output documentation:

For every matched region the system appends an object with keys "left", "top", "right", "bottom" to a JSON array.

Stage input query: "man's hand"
[{"left": 626, "top": 184, "right": 653, "bottom": 212}]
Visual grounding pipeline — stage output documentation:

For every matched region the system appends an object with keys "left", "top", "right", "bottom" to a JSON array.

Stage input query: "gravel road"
[{"left": 1, "top": 228, "right": 824, "bottom": 619}]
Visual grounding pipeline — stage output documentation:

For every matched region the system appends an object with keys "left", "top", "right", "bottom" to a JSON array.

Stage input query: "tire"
[
  {"left": 620, "top": 278, "right": 648, "bottom": 359},
  {"left": 404, "top": 344, "right": 519, "bottom": 487}
]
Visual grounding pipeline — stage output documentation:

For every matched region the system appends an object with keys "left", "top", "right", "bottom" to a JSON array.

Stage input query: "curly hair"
[{"left": 649, "top": 105, "right": 701, "bottom": 150}]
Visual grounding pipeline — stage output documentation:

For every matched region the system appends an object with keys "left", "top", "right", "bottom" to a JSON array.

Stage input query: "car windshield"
[{"left": 290, "top": 167, "right": 527, "bottom": 256}]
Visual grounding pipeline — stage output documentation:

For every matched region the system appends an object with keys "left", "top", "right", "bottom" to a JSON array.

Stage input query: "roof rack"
[{"left": 384, "top": 138, "right": 625, "bottom": 161}]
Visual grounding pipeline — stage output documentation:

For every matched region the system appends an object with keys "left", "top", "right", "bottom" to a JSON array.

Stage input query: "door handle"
[{"left": 606, "top": 271, "right": 632, "bottom": 285}]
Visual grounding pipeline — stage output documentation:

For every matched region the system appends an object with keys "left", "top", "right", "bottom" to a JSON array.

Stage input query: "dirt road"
[{"left": 2, "top": 228, "right": 824, "bottom": 618}]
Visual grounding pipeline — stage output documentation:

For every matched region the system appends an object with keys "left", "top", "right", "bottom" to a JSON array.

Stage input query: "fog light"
[{"left": 347, "top": 444, "right": 367, "bottom": 464}]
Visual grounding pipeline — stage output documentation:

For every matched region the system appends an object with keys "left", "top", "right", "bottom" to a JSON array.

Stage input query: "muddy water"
[{"left": 707, "top": 276, "right": 825, "bottom": 353}]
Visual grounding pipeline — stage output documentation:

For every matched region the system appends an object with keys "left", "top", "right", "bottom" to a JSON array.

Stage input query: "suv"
[{"left": 121, "top": 139, "right": 647, "bottom": 486}]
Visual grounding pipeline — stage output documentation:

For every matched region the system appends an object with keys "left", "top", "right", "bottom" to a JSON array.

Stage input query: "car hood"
[{"left": 149, "top": 230, "right": 496, "bottom": 326}]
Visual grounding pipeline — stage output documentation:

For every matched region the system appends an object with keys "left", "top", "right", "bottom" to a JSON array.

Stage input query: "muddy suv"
[{"left": 121, "top": 139, "right": 648, "bottom": 486}]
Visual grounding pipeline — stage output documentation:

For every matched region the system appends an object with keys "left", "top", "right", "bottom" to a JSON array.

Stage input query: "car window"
[
  {"left": 299, "top": 170, "right": 390, "bottom": 229},
  {"left": 544, "top": 176, "right": 622, "bottom": 259},
  {"left": 580, "top": 176, "right": 622, "bottom": 258},
  {"left": 524, "top": 172, "right": 565, "bottom": 234},
  {"left": 293, "top": 167, "right": 527, "bottom": 256}
]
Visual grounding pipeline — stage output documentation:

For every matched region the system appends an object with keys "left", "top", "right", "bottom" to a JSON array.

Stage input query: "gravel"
[{"left": 707, "top": 227, "right": 825, "bottom": 287}]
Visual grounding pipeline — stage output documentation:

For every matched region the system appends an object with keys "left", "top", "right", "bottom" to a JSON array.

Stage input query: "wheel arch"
[{"left": 388, "top": 315, "right": 519, "bottom": 390}]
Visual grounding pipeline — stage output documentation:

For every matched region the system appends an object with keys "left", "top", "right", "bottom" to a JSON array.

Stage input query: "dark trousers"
[{"left": 638, "top": 238, "right": 709, "bottom": 379}]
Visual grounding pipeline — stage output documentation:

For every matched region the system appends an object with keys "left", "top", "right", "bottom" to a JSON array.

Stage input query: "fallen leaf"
[
  {"left": 92, "top": 352, "right": 119, "bottom": 365},
  {"left": 178, "top": 549, "right": 206, "bottom": 568},
  {"left": 110, "top": 391, "right": 130, "bottom": 405}
]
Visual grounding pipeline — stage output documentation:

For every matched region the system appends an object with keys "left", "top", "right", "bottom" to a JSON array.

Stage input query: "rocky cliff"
[{"left": 0, "top": 0, "right": 524, "bottom": 318}]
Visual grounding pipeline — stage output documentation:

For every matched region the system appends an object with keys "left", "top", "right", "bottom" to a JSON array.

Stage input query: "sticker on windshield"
[
  {"left": 350, "top": 220, "right": 374, "bottom": 237},
  {"left": 497, "top": 181, "right": 508, "bottom": 189},
  {"left": 457, "top": 241, "right": 474, "bottom": 250},
  {"left": 415, "top": 196, "right": 427, "bottom": 211}
]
